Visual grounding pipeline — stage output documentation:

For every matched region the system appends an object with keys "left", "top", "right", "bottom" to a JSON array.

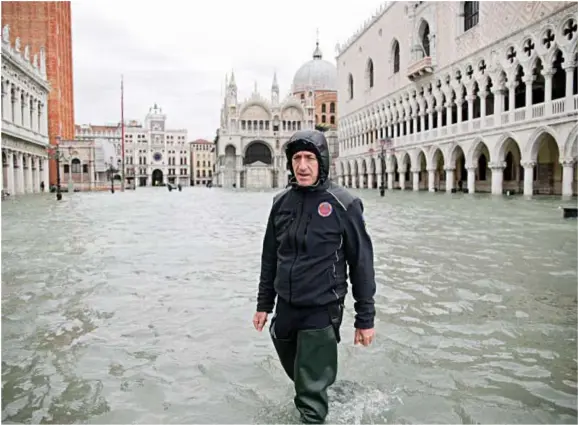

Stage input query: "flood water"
[{"left": 2, "top": 188, "right": 577, "bottom": 424}]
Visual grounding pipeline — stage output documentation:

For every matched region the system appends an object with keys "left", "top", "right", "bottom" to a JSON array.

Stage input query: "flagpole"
[{"left": 121, "top": 74, "right": 125, "bottom": 192}]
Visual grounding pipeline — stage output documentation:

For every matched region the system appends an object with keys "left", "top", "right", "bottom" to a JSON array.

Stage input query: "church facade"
[{"left": 214, "top": 43, "right": 339, "bottom": 189}]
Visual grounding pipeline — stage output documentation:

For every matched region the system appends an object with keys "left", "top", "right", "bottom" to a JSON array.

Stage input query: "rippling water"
[{"left": 2, "top": 188, "right": 577, "bottom": 424}]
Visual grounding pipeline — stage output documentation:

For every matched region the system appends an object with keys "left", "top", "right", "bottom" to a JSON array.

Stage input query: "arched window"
[
  {"left": 419, "top": 21, "right": 430, "bottom": 57},
  {"left": 322, "top": 104, "right": 326, "bottom": 113},
  {"left": 366, "top": 58, "right": 374, "bottom": 88},
  {"left": 71, "top": 158, "right": 81, "bottom": 173},
  {"left": 330, "top": 102, "right": 335, "bottom": 113},
  {"left": 464, "top": 1, "right": 479, "bottom": 31},
  {"left": 330, "top": 116, "right": 335, "bottom": 125},
  {"left": 392, "top": 40, "right": 400, "bottom": 73},
  {"left": 348, "top": 74, "right": 354, "bottom": 99}
]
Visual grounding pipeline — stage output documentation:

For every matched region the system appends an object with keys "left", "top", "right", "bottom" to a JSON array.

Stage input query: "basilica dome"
[{"left": 292, "top": 42, "right": 337, "bottom": 93}]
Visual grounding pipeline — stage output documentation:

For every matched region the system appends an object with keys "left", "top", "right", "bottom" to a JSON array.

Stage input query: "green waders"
[{"left": 269, "top": 300, "right": 343, "bottom": 424}]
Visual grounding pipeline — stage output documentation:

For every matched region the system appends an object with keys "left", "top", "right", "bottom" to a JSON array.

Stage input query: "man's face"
[{"left": 292, "top": 150, "right": 319, "bottom": 186}]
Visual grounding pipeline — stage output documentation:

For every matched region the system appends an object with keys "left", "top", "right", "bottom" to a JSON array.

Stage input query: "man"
[{"left": 252, "top": 129, "right": 376, "bottom": 424}]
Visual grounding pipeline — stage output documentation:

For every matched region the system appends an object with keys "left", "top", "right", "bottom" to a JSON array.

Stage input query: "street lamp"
[
  {"left": 46, "top": 136, "right": 69, "bottom": 201},
  {"left": 379, "top": 138, "right": 389, "bottom": 197},
  {"left": 106, "top": 157, "right": 121, "bottom": 193}
]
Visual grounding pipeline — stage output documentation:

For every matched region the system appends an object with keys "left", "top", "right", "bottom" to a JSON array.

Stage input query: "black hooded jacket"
[{"left": 256, "top": 130, "right": 376, "bottom": 329}]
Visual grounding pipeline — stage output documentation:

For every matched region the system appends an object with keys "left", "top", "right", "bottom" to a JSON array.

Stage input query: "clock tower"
[{"left": 146, "top": 103, "right": 166, "bottom": 132}]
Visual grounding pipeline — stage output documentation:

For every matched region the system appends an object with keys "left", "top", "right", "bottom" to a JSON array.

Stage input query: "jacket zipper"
[{"left": 288, "top": 198, "right": 304, "bottom": 304}]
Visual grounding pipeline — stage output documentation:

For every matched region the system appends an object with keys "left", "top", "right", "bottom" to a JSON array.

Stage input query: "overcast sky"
[{"left": 71, "top": 0, "right": 386, "bottom": 141}]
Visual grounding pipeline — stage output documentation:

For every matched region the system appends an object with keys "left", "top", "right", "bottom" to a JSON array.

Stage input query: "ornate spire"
[
  {"left": 313, "top": 28, "right": 322, "bottom": 59},
  {"left": 272, "top": 71, "right": 279, "bottom": 90}
]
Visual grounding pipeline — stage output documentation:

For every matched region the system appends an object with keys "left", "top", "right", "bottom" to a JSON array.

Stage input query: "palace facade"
[{"left": 335, "top": 1, "right": 578, "bottom": 196}]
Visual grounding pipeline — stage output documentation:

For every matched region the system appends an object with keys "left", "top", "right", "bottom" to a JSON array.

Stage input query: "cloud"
[{"left": 71, "top": 0, "right": 386, "bottom": 139}]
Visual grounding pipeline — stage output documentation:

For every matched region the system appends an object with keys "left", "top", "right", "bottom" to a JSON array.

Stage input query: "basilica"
[
  {"left": 334, "top": 1, "right": 577, "bottom": 196},
  {"left": 214, "top": 42, "right": 339, "bottom": 189}
]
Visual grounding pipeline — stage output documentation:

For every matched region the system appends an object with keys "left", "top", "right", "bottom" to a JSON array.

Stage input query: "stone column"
[
  {"left": 2, "top": 81, "right": 9, "bottom": 121},
  {"left": 22, "top": 95, "right": 30, "bottom": 129},
  {"left": 399, "top": 167, "right": 406, "bottom": 190},
  {"left": 490, "top": 161, "right": 506, "bottom": 195},
  {"left": 492, "top": 87, "right": 504, "bottom": 126},
  {"left": 16, "top": 152, "right": 24, "bottom": 194},
  {"left": 445, "top": 167, "right": 455, "bottom": 192},
  {"left": 7, "top": 151, "right": 15, "bottom": 194},
  {"left": 337, "top": 176, "right": 343, "bottom": 186},
  {"left": 420, "top": 113, "right": 426, "bottom": 134},
  {"left": 376, "top": 173, "right": 382, "bottom": 190},
  {"left": 564, "top": 63, "right": 576, "bottom": 111},
  {"left": 428, "top": 168, "right": 436, "bottom": 192},
  {"left": 367, "top": 173, "right": 374, "bottom": 190},
  {"left": 542, "top": 69, "right": 554, "bottom": 115},
  {"left": 521, "top": 161, "right": 535, "bottom": 196},
  {"left": 42, "top": 158, "right": 49, "bottom": 189},
  {"left": 387, "top": 172, "right": 394, "bottom": 190},
  {"left": 13, "top": 88, "right": 22, "bottom": 126},
  {"left": 524, "top": 75, "right": 534, "bottom": 109},
  {"left": 26, "top": 155, "right": 33, "bottom": 193},
  {"left": 34, "top": 157, "right": 41, "bottom": 192},
  {"left": 467, "top": 166, "right": 476, "bottom": 194},
  {"left": 412, "top": 169, "right": 420, "bottom": 191},
  {"left": 561, "top": 159, "right": 575, "bottom": 197},
  {"left": 479, "top": 92, "right": 487, "bottom": 125}
]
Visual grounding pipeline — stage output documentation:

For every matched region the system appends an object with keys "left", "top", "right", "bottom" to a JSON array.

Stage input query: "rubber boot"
[
  {"left": 293, "top": 325, "right": 338, "bottom": 424},
  {"left": 270, "top": 317, "right": 297, "bottom": 381}
]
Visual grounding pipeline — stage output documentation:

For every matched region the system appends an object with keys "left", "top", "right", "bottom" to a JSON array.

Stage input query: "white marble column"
[
  {"left": 490, "top": 162, "right": 506, "bottom": 195},
  {"left": 445, "top": 167, "right": 455, "bottom": 192},
  {"left": 34, "top": 157, "right": 41, "bottom": 192},
  {"left": 387, "top": 172, "right": 394, "bottom": 190},
  {"left": 561, "top": 159, "right": 575, "bottom": 197},
  {"left": 428, "top": 168, "right": 436, "bottom": 192},
  {"left": 399, "top": 167, "right": 406, "bottom": 190},
  {"left": 22, "top": 95, "right": 30, "bottom": 129},
  {"left": 412, "top": 169, "right": 420, "bottom": 191},
  {"left": 376, "top": 173, "right": 382, "bottom": 190},
  {"left": 467, "top": 166, "right": 476, "bottom": 194},
  {"left": 564, "top": 63, "right": 576, "bottom": 111},
  {"left": 522, "top": 161, "right": 535, "bottom": 196},
  {"left": 16, "top": 152, "right": 24, "bottom": 194},
  {"left": 542, "top": 69, "right": 554, "bottom": 116},
  {"left": 367, "top": 173, "right": 374, "bottom": 190},
  {"left": 6, "top": 151, "right": 15, "bottom": 194},
  {"left": 235, "top": 171, "right": 241, "bottom": 188},
  {"left": 26, "top": 155, "right": 33, "bottom": 193}
]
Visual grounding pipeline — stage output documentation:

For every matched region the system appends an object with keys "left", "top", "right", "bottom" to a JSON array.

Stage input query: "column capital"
[
  {"left": 444, "top": 166, "right": 456, "bottom": 172},
  {"left": 426, "top": 167, "right": 437, "bottom": 173},
  {"left": 489, "top": 161, "right": 507, "bottom": 170},
  {"left": 560, "top": 158, "right": 576, "bottom": 167},
  {"left": 411, "top": 168, "right": 421, "bottom": 173},
  {"left": 466, "top": 166, "right": 477, "bottom": 172},
  {"left": 562, "top": 62, "right": 577, "bottom": 71},
  {"left": 521, "top": 160, "right": 536, "bottom": 169}
]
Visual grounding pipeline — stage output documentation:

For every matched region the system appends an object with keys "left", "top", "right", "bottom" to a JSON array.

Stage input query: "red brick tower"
[{"left": 2, "top": 1, "right": 75, "bottom": 185}]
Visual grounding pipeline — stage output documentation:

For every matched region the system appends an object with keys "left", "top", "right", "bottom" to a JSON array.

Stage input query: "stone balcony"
[{"left": 407, "top": 56, "right": 434, "bottom": 81}]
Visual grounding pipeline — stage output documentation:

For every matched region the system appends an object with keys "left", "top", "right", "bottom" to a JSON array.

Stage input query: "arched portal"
[
  {"left": 533, "top": 132, "right": 561, "bottom": 195},
  {"left": 500, "top": 138, "right": 523, "bottom": 194},
  {"left": 223, "top": 144, "right": 237, "bottom": 188},
  {"left": 152, "top": 169, "right": 163, "bottom": 186},
  {"left": 471, "top": 141, "right": 491, "bottom": 192},
  {"left": 243, "top": 141, "right": 273, "bottom": 189},
  {"left": 390, "top": 155, "right": 399, "bottom": 189},
  {"left": 361, "top": 159, "right": 368, "bottom": 188},
  {"left": 370, "top": 157, "right": 377, "bottom": 189},
  {"left": 2, "top": 151, "right": 7, "bottom": 191},
  {"left": 244, "top": 141, "right": 272, "bottom": 165},
  {"left": 400, "top": 152, "right": 411, "bottom": 189},
  {"left": 449, "top": 145, "right": 466, "bottom": 191},
  {"left": 417, "top": 150, "right": 427, "bottom": 190},
  {"left": 432, "top": 148, "right": 445, "bottom": 191}
]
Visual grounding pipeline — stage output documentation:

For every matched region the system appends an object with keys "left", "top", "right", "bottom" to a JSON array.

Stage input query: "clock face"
[{"left": 153, "top": 152, "right": 162, "bottom": 162}]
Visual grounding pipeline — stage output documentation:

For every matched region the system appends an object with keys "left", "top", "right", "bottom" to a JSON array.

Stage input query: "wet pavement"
[{"left": 2, "top": 188, "right": 577, "bottom": 424}]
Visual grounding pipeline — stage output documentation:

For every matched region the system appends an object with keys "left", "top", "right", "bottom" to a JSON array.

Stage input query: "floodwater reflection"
[{"left": 2, "top": 188, "right": 577, "bottom": 424}]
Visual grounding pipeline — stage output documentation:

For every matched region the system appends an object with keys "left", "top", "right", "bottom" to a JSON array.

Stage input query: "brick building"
[{"left": 2, "top": 1, "right": 75, "bottom": 185}]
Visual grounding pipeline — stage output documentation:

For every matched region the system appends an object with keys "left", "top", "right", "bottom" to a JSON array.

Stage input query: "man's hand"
[
  {"left": 253, "top": 311, "right": 268, "bottom": 332},
  {"left": 354, "top": 328, "right": 375, "bottom": 346}
]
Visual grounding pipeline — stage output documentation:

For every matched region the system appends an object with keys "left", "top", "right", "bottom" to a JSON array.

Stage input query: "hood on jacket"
[{"left": 285, "top": 130, "right": 330, "bottom": 183}]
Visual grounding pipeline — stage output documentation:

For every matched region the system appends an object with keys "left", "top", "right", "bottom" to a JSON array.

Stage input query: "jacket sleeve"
[
  {"left": 256, "top": 208, "right": 277, "bottom": 313},
  {"left": 343, "top": 198, "right": 376, "bottom": 329}
]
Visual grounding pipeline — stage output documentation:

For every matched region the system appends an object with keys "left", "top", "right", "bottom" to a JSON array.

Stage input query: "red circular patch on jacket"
[{"left": 318, "top": 202, "right": 333, "bottom": 217}]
